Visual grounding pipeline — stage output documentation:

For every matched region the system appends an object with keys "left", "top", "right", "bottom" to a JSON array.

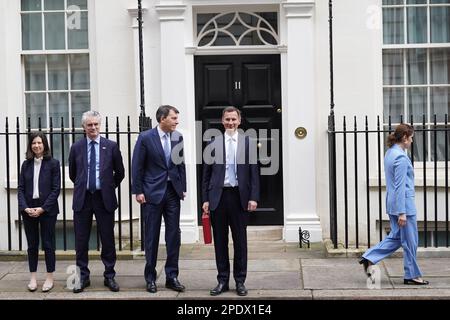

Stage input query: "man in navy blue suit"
[
  {"left": 132, "top": 105, "right": 186, "bottom": 293},
  {"left": 202, "top": 106, "right": 260, "bottom": 296},
  {"left": 69, "top": 110, "right": 125, "bottom": 293}
]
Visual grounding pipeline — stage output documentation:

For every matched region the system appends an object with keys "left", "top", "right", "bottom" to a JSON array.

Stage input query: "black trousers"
[
  {"left": 143, "top": 182, "right": 181, "bottom": 283},
  {"left": 74, "top": 191, "right": 116, "bottom": 281},
  {"left": 22, "top": 199, "right": 57, "bottom": 273},
  {"left": 211, "top": 187, "right": 248, "bottom": 285}
]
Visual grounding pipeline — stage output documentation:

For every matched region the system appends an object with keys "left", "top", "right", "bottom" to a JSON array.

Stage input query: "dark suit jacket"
[
  {"left": 18, "top": 158, "right": 61, "bottom": 216},
  {"left": 202, "top": 133, "right": 260, "bottom": 211},
  {"left": 132, "top": 127, "right": 186, "bottom": 205},
  {"left": 69, "top": 137, "right": 125, "bottom": 212}
]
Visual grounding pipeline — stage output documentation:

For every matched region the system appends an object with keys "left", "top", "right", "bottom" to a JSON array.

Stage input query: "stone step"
[{"left": 199, "top": 226, "right": 283, "bottom": 242}]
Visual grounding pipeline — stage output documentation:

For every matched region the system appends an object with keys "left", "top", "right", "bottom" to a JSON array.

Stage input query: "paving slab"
[
  {"left": 0, "top": 292, "right": 50, "bottom": 300},
  {"left": 0, "top": 262, "right": 18, "bottom": 279},
  {"left": 2, "top": 272, "right": 75, "bottom": 281},
  {"left": 247, "top": 259, "right": 300, "bottom": 272},
  {"left": 181, "top": 247, "right": 216, "bottom": 260},
  {"left": 178, "top": 259, "right": 217, "bottom": 270},
  {"left": 179, "top": 290, "right": 243, "bottom": 299},
  {"left": 45, "top": 290, "right": 179, "bottom": 300},
  {"left": 247, "top": 244, "right": 291, "bottom": 252},
  {"left": 179, "top": 257, "right": 301, "bottom": 272},
  {"left": 245, "top": 272, "right": 302, "bottom": 290},
  {"left": 313, "top": 289, "right": 450, "bottom": 300},
  {"left": 248, "top": 251, "right": 303, "bottom": 259},
  {"left": 179, "top": 289, "right": 312, "bottom": 300},
  {"left": 390, "top": 277, "right": 450, "bottom": 289},
  {"left": 248, "top": 289, "right": 312, "bottom": 299},
  {"left": 383, "top": 258, "right": 450, "bottom": 277},
  {"left": 302, "top": 259, "right": 393, "bottom": 290},
  {"left": 287, "top": 249, "right": 327, "bottom": 259},
  {"left": 10, "top": 261, "right": 73, "bottom": 273},
  {"left": 113, "top": 275, "right": 148, "bottom": 290},
  {"left": 114, "top": 260, "right": 147, "bottom": 275},
  {"left": 156, "top": 269, "right": 218, "bottom": 290},
  {"left": 153, "top": 270, "right": 302, "bottom": 291},
  {"left": 177, "top": 258, "right": 301, "bottom": 273},
  {"left": 0, "top": 280, "right": 42, "bottom": 292},
  {"left": 301, "top": 258, "right": 362, "bottom": 267},
  {"left": 0, "top": 279, "right": 81, "bottom": 293}
]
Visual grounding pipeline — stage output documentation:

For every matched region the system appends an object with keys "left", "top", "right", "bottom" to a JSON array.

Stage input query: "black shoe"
[
  {"left": 165, "top": 277, "right": 185, "bottom": 292},
  {"left": 146, "top": 281, "right": 157, "bottom": 293},
  {"left": 404, "top": 278, "right": 429, "bottom": 285},
  {"left": 73, "top": 279, "right": 90, "bottom": 293},
  {"left": 236, "top": 282, "right": 248, "bottom": 296},
  {"left": 104, "top": 278, "right": 120, "bottom": 292},
  {"left": 210, "top": 282, "right": 229, "bottom": 296},
  {"left": 359, "top": 257, "right": 372, "bottom": 277}
]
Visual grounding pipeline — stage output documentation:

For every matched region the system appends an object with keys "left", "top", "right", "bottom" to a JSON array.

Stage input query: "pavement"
[{"left": 1, "top": 241, "right": 450, "bottom": 300}]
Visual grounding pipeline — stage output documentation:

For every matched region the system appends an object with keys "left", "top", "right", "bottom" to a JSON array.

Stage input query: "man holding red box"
[{"left": 201, "top": 106, "right": 260, "bottom": 297}]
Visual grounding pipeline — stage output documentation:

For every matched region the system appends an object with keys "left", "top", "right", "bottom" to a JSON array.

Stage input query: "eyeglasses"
[{"left": 85, "top": 123, "right": 99, "bottom": 127}]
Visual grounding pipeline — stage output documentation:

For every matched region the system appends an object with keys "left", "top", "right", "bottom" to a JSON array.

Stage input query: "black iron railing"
[
  {"left": 328, "top": 114, "right": 450, "bottom": 249},
  {"left": 0, "top": 116, "right": 151, "bottom": 252}
]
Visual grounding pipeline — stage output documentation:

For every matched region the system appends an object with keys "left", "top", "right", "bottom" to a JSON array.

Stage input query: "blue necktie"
[
  {"left": 163, "top": 133, "right": 170, "bottom": 166},
  {"left": 227, "top": 138, "right": 237, "bottom": 187},
  {"left": 88, "top": 141, "right": 96, "bottom": 193}
]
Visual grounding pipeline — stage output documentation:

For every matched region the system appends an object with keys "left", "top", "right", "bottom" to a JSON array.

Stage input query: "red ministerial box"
[{"left": 202, "top": 213, "right": 212, "bottom": 244}]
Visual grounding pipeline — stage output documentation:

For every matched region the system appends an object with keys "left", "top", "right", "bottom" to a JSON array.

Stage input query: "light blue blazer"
[{"left": 384, "top": 144, "right": 416, "bottom": 216}]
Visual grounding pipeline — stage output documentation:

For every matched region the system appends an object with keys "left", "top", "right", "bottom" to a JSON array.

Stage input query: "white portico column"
[
  {"left": 282, "top": 1, "right": 322, "bottom": 242},
  {"left": 156, "top": 2, "right": 199, "bottom": 243}
]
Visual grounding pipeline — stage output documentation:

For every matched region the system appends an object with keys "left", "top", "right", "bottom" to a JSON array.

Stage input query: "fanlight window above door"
[{"left": 196, "top": 12, "right": 279, "bottom": 47}]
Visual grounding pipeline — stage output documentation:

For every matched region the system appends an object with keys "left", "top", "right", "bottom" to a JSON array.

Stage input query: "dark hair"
[
  {"left": 156, "top": 105, "right": 179, "bottom": 123},
  {"left": 25, "top": 132, "right": 52, "bottom": 160},
  {"left": 222, "top": 106, "right": 241, "bottom": 118},
  {"left": 387, "top": 124, "right": 414, "bottom": 148}
]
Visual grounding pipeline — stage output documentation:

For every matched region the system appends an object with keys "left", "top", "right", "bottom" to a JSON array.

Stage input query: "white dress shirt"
[
  {"left": 157, "top": 125, "right": 172, "bottom": 151},
  {"left": 157, "top": 125, "right": 171, "bottom": 181},
  {"left": 224, "top": 131, "right": 238, "bottom": 187},
  {"left": 32, "top": 157, "right": 43, "bottom": 199}
]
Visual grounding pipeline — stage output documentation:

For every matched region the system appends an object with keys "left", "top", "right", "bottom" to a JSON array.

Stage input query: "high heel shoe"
[
  {"left": 27, "top": 282, "right": 37, "bottom": 292},
  {"left": 404, "top": 278, "right": 429, "bottom": 285},
  {"left": 358, "top": 257, "right": 372, "bottom": 277}
]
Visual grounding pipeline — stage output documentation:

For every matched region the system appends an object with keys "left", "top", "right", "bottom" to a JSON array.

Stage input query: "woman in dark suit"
[{"left": 18, "top": 132, "right": 61, "bottom": 292}]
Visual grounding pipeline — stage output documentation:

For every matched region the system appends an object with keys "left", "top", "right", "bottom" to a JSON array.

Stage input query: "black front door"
[{"left": 194, "top": 54, "right": 283, "bottom": 225}]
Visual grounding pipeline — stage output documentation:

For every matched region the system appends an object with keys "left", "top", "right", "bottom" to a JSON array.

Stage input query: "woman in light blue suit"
[{"left": 359, "top": 124, "right": 428, "bottom": 285}]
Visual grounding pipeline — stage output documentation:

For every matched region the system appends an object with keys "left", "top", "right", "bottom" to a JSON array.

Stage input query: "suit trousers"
[
  {"left": 22, "top": 199, "right": 57, "bottom": 273},
  {"left": 363, "top": 214, "right": 422, "bottom": 279},
  {"left": 143, "top": 182, "right": 181, "bottom": 283},
  {"left": 211, "top": 187, "right": 248, "bottom": 285},
  {"left": 74, "top": 191, "right": 117, "bottom": 281}
]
